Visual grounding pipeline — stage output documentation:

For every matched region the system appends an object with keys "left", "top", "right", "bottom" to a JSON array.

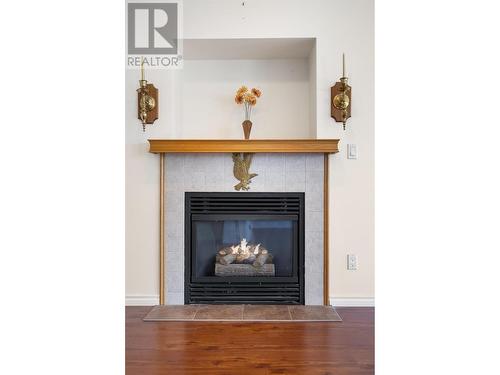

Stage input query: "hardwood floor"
[{"left": 126, "top": 306, "right": 374, "bottom": 375}]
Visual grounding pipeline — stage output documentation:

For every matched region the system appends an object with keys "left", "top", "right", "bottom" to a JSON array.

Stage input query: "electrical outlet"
[{"left": 347, "top": 254, "right": 358, "bottom": 270}]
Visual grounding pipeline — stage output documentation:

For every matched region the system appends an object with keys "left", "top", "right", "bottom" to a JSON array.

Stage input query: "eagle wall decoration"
[{"left": 232, "top": 153, "right": 258, "bottom": 191}]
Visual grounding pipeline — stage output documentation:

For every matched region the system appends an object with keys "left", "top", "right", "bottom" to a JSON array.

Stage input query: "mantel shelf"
[{"left": 148, "top": 139, "right": 340, "bottom": 154}]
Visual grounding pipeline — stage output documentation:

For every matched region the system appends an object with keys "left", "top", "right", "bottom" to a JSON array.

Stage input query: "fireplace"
[{"left": 185, "top": 192, "right": 305, "bottom": 304}]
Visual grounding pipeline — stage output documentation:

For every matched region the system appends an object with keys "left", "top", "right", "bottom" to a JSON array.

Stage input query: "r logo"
[{"left": 128, "top": 2, "right": 178, "bottom": 54}]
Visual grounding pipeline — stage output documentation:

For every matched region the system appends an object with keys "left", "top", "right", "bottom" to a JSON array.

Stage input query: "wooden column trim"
[
  {"left": 157, "top": 150, "right": 333, "bottom": 306},
  {"left": 159, "top": 153, "right": 165, "bottom": 305},
  {"left": 323, "top": 153, "right": 330, "bottom": 305}
]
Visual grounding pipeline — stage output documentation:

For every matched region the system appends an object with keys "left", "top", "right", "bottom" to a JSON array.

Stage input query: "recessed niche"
[{"left": 177, "top": 38, "right": 317, "bottom": 139}]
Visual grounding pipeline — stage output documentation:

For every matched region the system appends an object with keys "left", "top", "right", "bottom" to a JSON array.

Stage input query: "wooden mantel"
[{"left": 148, "top": 139, "right": 339, "bottom": 154}]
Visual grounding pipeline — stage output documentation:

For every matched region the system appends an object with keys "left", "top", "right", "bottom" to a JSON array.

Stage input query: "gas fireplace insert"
[{"left": 184, "top": 192, "right": 305, "bottom": 304}]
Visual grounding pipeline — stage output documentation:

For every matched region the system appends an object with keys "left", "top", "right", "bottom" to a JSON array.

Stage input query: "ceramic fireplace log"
[
  {"left": 236, "top": 253, "right": 257, "bottom": 263},
  {"left": 219, "top": 253, "right": 237, "bottom": 265},
  {"left": 253, "top": 253, "right": 270, "bottom": 267},
  {"left": 215, "top": 263, "right": 275, "bottom": 277}
]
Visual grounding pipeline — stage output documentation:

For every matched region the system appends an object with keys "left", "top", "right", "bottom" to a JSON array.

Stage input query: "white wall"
[
  {"left": 126, "top": 0, "right": 374, "bottom": 303},
  {"left": 180, "top": 59, "right": 311, "bottom": 139}
]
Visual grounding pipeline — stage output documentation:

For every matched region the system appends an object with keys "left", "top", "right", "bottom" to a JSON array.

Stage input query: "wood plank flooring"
[{"left": 126, "top": 306, "right": 374, "bottom": 375}]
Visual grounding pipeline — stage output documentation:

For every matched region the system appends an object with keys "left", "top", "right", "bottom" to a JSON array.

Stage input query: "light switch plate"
[
  {"left": 347, "top": 254, "right": 358, "bottom": 270},
  {"left": 347, "top": 144, "right": 357, "bottom": 159}
]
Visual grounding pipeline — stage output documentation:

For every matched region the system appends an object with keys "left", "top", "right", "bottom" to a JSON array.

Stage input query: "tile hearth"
[{"left": 143, "top": 305, "right": 342, "bottom": 322}]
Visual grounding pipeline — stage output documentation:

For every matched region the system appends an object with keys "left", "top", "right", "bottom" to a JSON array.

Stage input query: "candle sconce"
[
  {"left": 331, "top": 53, "right": 351, "bottom": 130},
  {"left": 137, "top": 58, "right": 158, "bottom": 131}
]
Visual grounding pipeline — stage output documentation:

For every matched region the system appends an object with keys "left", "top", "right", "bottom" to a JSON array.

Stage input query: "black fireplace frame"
[{"left": 184, "top": 192, "right": 305, "bottom": 304}]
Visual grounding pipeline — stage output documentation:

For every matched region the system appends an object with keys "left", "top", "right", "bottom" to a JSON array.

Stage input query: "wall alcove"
[{"left": 177, "top": 38, "right": 317, "bottom": 139}]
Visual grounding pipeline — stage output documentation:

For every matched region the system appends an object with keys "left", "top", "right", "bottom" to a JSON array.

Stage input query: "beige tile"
[
  {"left": 143, "top": 305, "right": 342, "bottom": 322},
  {"left": 243, "top": 305, "right": 292, "bottom": 321},
  {"left": 143, "top": 305, "right": 199, "bottom": 321},
  {"left": 289, "top": 305, "right": 342, "bottom": 321},
  {"left": 285, "top": 154, "right": 306, "bottom": 172},
  {"left": 166, "top": 292, "right": 184, "bottom": 305},
  {"left": 194, "top": 305, "right": 244, "bottom": 320},
  {"left": 305, "top": 154, "right": 324, "bottom": 171}
]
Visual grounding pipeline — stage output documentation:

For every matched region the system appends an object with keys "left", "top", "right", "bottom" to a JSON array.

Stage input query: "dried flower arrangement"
[{"left": 234, "top": 86, "right": 262, "bottom": 121}]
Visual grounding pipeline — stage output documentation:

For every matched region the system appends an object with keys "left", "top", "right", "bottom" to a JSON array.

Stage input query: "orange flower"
[
  {"left": 251, "top": 88, "right": 262, "bottom": 98},
  {"left": 235, "top": 86, "right": 260, "bottom": 108},
  {"left": 235, "top": 93, "right": 244, "bottom": 104},
  {"left": 236, "top": 86, "right": 248, "bottom": 95},
  {"left": 244, "top": 92, "right": 257, "bottom": 106},
  {"left": 242, "top": 92, "right": 254, "bottom": 103}
]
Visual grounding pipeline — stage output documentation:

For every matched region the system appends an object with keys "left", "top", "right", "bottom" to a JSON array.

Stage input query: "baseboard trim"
[
  {"left": 329, "top": 297, "right": 375, "bottom": 307},
  {"left": 126, "top": 295, "right": 159, "bottom": 306}
]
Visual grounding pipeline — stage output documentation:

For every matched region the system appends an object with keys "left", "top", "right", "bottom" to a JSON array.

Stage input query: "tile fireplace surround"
[{"left": 148, "top": 139, "right": 339, "bottom": 306}]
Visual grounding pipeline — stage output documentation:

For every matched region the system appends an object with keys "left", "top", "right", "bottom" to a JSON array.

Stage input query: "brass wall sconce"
[
  {"left": 331, "top": 53, "right": 351, "bottom": 130},
  {"left": 137, "top": 58, "right": 158, "bottom": 131}
]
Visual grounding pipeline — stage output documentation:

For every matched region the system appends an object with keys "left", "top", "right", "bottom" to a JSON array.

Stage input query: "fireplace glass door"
[{"left": 192, "top": 215, "right": 298, "bottom": 280}]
